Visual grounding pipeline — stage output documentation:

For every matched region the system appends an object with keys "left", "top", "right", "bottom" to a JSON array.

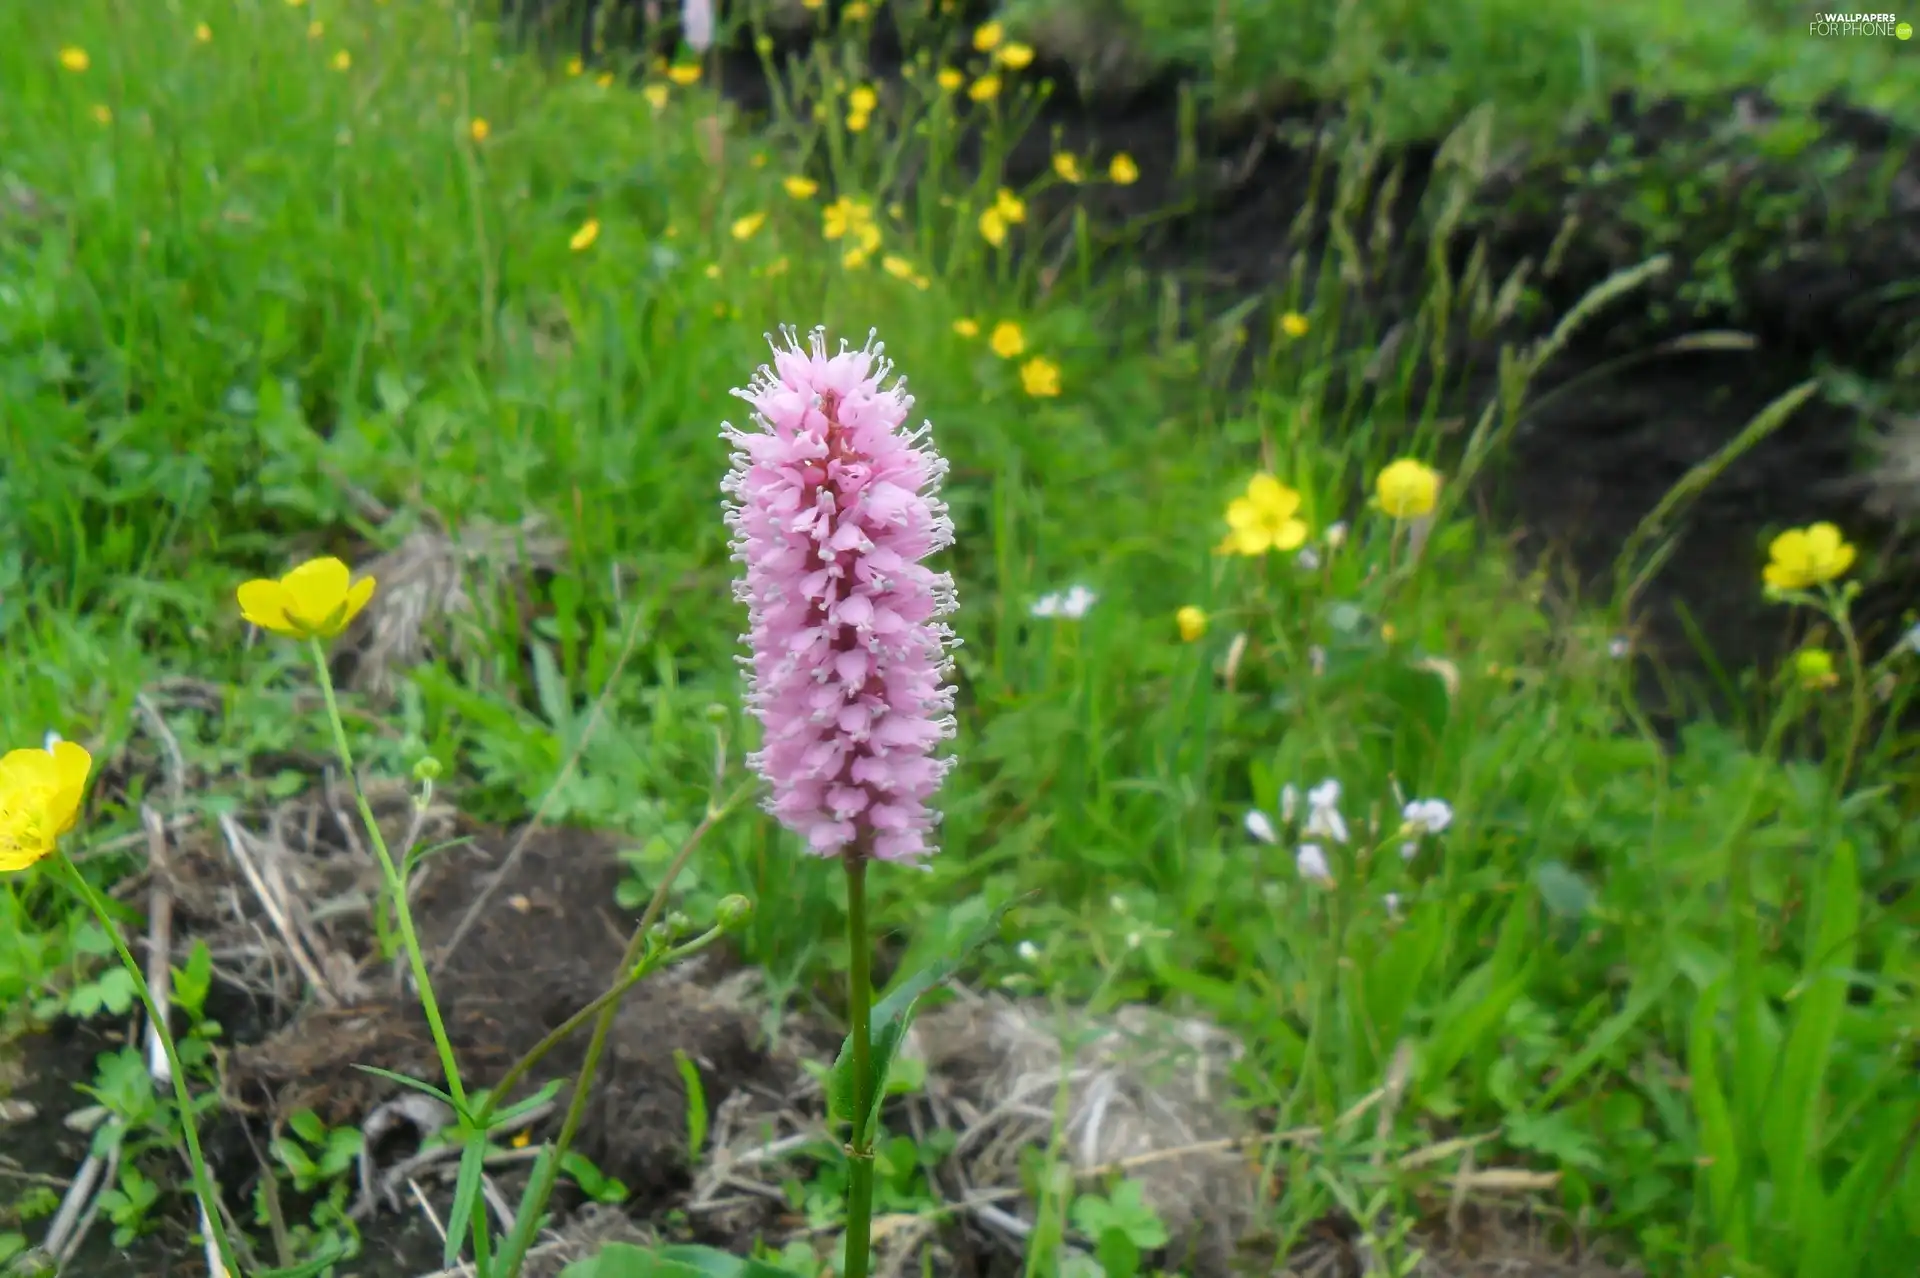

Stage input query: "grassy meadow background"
[{"left": 1, "top": 0, "right": 1917, "bottom": 1276}]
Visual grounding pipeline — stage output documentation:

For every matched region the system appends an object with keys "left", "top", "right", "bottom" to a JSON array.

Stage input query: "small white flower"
[
  {"left": 1305, "top": 779, "right": 1348, "bottom": 844},
  {"left": 1031, "top": 584, "right": 1098, "bottom": 621},
  {"left": 1296, "top": 546, "right": 1321, "bottom": 571},
  {"left": 1244, "top": 809, "right": 1278, "bottom": 845},
  {"left": 682, "top": 0, "right": 714, "bottom": 51},
  {"left": 1017, "top": 940, "right": 1040, "bottom": 962},
  {"left": 1125, "top": 930, "right": 1142, "bottom": 950},
  {"left": 1279, "top": 783, "right": 1299, "bottom": 824},
  {"left": 1296, "top": 843, "right": 1332, "bottom": 883},
  {"left": 1383, "top": 892, "right": 1401, "bottom": 917},
  {"left": 1402, "top": 798, "right": 1453, "bottom": 836},
  {"left": 1399, "top": 841, "right": 1417, "bottom": 861},
  {"left": 1324, "top": 521, "right": 1348, "bottom": 550},
  {"left": 1608, "top": 635, "right": 1631, "bottom": 659}
]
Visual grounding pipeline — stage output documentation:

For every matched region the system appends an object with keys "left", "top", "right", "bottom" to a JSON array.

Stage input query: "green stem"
[
  {"left": 55, "top": 851, "right": 245, "bottom": 1278},
  {"left": 1831, "top": 603, "right": 1869, "bottom": 795},
  {"left": 842, "top": 854, "right": 875, "bottom": 1278},
  {"left": 475, "top": 923, "right": 727, "bottom": 1130},
  {"left": 488, "top": 789, "right": 744, "bottom": 1278},
  {"left": 309, "top": 638, "right": 468, "bottom": 1114}
]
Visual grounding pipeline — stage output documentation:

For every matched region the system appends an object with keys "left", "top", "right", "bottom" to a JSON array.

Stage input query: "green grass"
[
  {"left": 2, "top": 1, "right": 1918, "bottom": 1277},
  {"left": 1006, "top": 0, "right": 1920, "bottom": 142}
]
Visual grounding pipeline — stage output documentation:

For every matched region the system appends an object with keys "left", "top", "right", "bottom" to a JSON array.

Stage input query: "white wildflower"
[
  {"left": 1279, "top": 783, "right": 1299, "bottom": 824},
  {"left": 1305, "top": 779, "right": 1348, "bottom": 844},
  {"left": 1324, "top": 521, "right": 1347, "bottom": 550},
  {"left": 1244, "top": 809, "right": 1278, "bottom": 845},
  {"left": 1296, "top": 546, "right": 1321, "bottom": 571},
  {"left": 1296, "top": 843, "right": 1331, "bottom": 883}
]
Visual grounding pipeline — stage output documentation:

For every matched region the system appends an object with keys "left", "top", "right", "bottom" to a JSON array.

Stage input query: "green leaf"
[
  {"left": 350, "top": 1064, "right": 459, "bottom": 1109},
  {"left": 829, "top": 894, "right": 1028, "bottom": 1143},
  {"left": 558, "top": 1244, "right": 706, "bottom": 1278},
  {"left": 1095, "top": 1227, "right": 1140, "bottom": 1278},
  {"left": 442, "top": 1134, "right": 489, "bottom": 1268},
  {"left": 674, "top": 1048, "right": 709, "bottom": 1159},
  {"left": 1531, "top": 860, "right": 1594, "bottom": 919},
  {"left": 657, "top": 1244, "right": 806, "bottom": 1278}
]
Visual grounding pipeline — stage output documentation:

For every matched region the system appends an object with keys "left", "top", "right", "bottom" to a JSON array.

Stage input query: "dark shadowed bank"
[{"left": 510, "top": 0, "right": 1920, "bottom": 719}]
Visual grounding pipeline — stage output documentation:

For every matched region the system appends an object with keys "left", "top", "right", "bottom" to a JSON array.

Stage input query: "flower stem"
[
  {"left": 309, "top": 639, "right": 468, "bottom": 1114},
  {"left": 842, "top": 853, "right": 875, "bottom": 1278},
  {"left": 54, "top": 851, "right": 244, "bottom": 1278},
  {"left": 488, "top": 788, "right": 744, "bottom": 1278}
]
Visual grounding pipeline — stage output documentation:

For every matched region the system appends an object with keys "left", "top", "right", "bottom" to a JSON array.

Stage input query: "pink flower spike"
[{"left": 722, "top": 326, "right": 960, "bottom": 865}]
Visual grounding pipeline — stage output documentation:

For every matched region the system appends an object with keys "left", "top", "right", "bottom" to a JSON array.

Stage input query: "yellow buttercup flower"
[
  {"left": 667, "top": 63, "right": 701, "bottom": 85},
  {"left": 595, "top": 71, "right": 614, "bottom": 88},
  {"left": 469, "top": 117, "right": 490, "bottom": 142},
  {"left": 1219, "top": 475, "right": 1309, "bottom": 556},
  {"left": 847, "top": 110, "right": 870, "bottom": 133},
  {"left": 194, "top": 22, "right": 213, "bottom": 43},
  {"left": 566, "top": 56, "right": 584, "bottom": 76},
  {"left": 842, "top": 247, "right": 869, "bottom": 269},
  {"left": 570, "top": 217, "right": 601, "bottom": 251},
  {"left": 849, "top": 86, "right": 878, "bottom": 113},
  {"left": 973, "top": 21, "right": 1003, "bottom": 50},
  {"left": 730, "top": 211, "right": 766, "bottom": 240},
  {"left": 995, "top": 188, "right": 1026, "bottom": 223},
  {"left": 60, "top": 47, "right": 90, "bottom": 72},
  {"left": 1764, "top": 522, "right": 1856, "bottom": 591},
  {"left": 1053, "top": 152, "right": 1082, "bottom": 183},
  {"left": 937, "top": 67, "right": 963, "bottom": 91},
  {"left": 1793, "top": 646, "right": 1839, "bottom": 690},
  {"left": 989, "top": 321, "right": 1025, "bottom": 359},
  {"left": 968, "top": 74, "right": 1001, "bottom": 102},
  {"left": 978, "top": 207, "right": 1007, "bottom": 247},
  {"left": 1109, "top": 152, "right": 1139, "bottom": 185},
  {"left": 237, "top": 557, "right": 377, "bottom": 641},
  {"left": 784, "top": 175, "right": 819, "bottom": 199},
  {"left": 1375, "top": 458, "right": 1441, "bottom": 520},
  {"left": 643, "top": 83, "right": 669, "bottom": 110},
  {"left": 1280, "top": 311, "right": 1309, "bottom": 338},
  {"left": 331, "top": 49, "right": 351, "bottom": 71},
  {"left": 843, "top": 0, "right": 870, "bottom": 17},
  {"left": 997, "top": 42, "right": 1034, "bottom": 69},
  {"left": 1020, "top": 356, "right": 1061, "bottom": 398},
  {"left": 1176, "top": 607, "right": 1207, "bottom": 643},
  {"left": 882, "top": 254, "right": 914, "bottom": 280},
  {"left": 953, "top": 318, "right": 980, "bottom": 338},
  {"left": 0, "top": 741, "right": 93, "bottom": 873}
]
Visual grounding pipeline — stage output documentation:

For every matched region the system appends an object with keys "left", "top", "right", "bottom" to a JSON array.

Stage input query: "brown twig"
[
  {"left": 140, "top": 806, "right": 176, "bottom": 1084},
  {"left": 216, "top": 812, "right": 340, "bottom": 1006}
]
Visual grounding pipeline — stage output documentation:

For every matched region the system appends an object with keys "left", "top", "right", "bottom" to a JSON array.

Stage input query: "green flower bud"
[{"left": 715, "top": 894, "right": 753, "bottom": 930}]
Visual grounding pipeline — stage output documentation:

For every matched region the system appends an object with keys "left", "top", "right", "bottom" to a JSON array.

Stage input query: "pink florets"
[{"left": 722, "top": 326, "right": 960, "bottom": 864}]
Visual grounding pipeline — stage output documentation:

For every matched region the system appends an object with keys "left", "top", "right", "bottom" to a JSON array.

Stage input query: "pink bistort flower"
[{"left": 722, "top": 326, "right": 959, "bottom": 864}]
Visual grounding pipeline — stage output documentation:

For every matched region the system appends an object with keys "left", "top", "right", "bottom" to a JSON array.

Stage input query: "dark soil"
[{"left": 2, "top": 814, "right": 787, "bottom": 1278}]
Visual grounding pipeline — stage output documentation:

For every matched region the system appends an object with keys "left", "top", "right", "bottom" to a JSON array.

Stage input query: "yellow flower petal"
[
  {"left": 237, "top": 579, "right": 294, "bottom": 634},
  {"left": 1176, "top": 607, "right": 1207, "bottom": 643},
  {"left": 47, "top": 742, "right": 93, "bottom": 837}
]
